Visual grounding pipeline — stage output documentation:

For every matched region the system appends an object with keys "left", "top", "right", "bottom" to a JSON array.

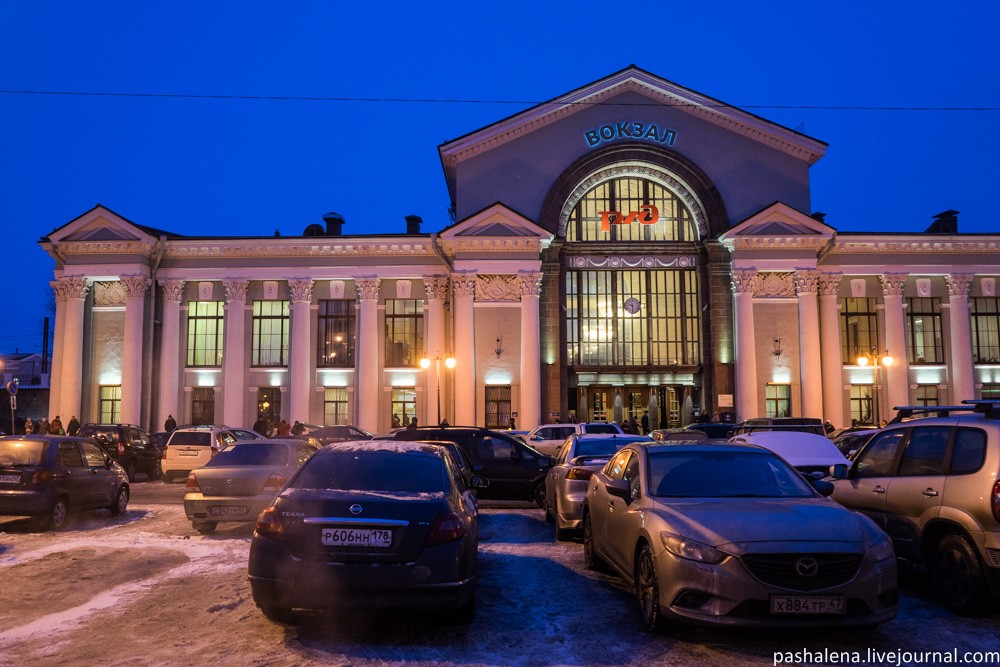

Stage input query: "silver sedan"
[
  {"left": 544, "top": 433, "right": 650, "bottom": 540},
  {"left": 582, "top": 442, "right": 898, "bottom": 630},
  {"left": 184, "top": 439, "right": 319, "bottom": 534}
]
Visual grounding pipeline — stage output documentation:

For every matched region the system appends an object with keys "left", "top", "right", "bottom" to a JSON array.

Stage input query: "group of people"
[
  {"left": 620, "top": 411, "right": 651, "bottom": 435},
  {"left": 251, "top": 416, "right": 308, "bottom": 438},
  {"left": 23, "top": 415, "right": 80, "bottom": 436}
]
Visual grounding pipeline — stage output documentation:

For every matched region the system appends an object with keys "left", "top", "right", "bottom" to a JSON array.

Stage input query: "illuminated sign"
[
  {"left": 584, "top": 121, "right": 677, "bottom": 148},
  {"left": 599, "top": 205, "right": 658, "bottom": 232}
]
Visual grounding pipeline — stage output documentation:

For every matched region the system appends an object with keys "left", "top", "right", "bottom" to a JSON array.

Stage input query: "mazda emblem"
[
  {"left": 226, "top": 479, "right": 234, "bottom": 487},
  {"left": 795, "top": 557, "right": 819, "bottom": 577},
  {"left": 349, "top": 504, "right": 363, "bottom": 515}
]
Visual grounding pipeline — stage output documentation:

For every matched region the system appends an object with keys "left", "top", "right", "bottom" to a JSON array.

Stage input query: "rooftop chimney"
[
  {"left": 323, "top": 212, "right": 345, "bottom": 236},
  {"left": 925, "top": 210, "right": 959, "bottom": 234},
  {"left": 405, "top": 214, "right": 422, "bottom": 235},
  {"left": 810, "top": 212, "right": 827, "bottom": 224}
]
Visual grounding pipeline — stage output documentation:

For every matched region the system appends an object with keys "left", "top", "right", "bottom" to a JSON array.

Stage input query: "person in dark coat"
[
  {"left": 253, "top": 416, "right": 268, "bottom": 436},
  {"left": 67, "top": 416, "right": 81, "bottom": 436},
  {"left": 50, "top": 415, "right": 64, "bottom": 435},
  {"left": 406, "top": 416, "right": 418, "bottom": 430},
  {"left": 291, "top": 421, "right": 306, "bottom": 436},
  {"left": 164, "top": 415, "right": 177, "bottom": 432}
]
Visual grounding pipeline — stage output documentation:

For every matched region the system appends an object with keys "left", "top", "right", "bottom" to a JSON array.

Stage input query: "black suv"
[
  {"left": 77, "top": 423, "right": 161, "bottom": 482},
  {"left": 392, "top": 426, "right": 553, "bottom": 505}
]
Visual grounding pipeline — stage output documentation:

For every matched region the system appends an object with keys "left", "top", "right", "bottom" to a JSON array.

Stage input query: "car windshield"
[
  {"left": 575, "top": 440, "right": 623, "bottom": 458},
  {"left": 292, "top": 450, "right": 446, "bottom": 494},
  {"left": 584, "top": 424, "right": 620, "bottom": 434},
  {"left": 205, "top": 443, "right": 289, "bottom": 467},
  {"left": 79, "top": 427, "right": 119, "bottom": 443},
  {"left": 169, "top": 432, "right": 211, "bottom": 446},
  {"left": 0, "top": 440, "right": 45, "bottom": 466},
  {"left": 648, "top": 450, "right": 815, "bottom": 498}
]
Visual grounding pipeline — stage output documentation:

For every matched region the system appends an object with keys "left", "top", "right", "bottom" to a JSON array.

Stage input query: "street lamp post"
[
  {"left": 420, "top": 355, "right": 456, "bottom": 426},
  {"left": 857, "top": 349, "right": 894, "bottom": 426}
]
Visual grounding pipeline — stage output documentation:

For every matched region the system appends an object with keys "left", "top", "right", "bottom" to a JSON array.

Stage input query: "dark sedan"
[
  {"left": 0, "top": 435, "right": 130, "bottom": 531},
  {"left": 249, "top": 440, "right": 486, "bottom": 624}
]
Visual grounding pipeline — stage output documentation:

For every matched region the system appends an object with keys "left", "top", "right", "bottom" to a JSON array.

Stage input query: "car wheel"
[
  {"left": 533, "top": 482, "right": 545, "bottom": 508},
  {"left": 150, "top": 460, "right": 163, "bottom": 481},
  {"left": 543, "top": 494, "right": 554, "bottom": 523},
  {"left": 34, "top": 497, "right": 68, "bottom": 532},
  {"left": 109, "top": 486, "right": 129, "bottom": 516},
  {"left": 933, "top": 534, "right": 991, "bottom": 616},
  {"left": 163, "top": 471, "right": 174, "bottom": 484},
  {"left": 124, "top": 461, "right": 136, "bottom": 483},
  {"left": 195, "top": 521, "right": 218, "bottom": 535},
  {"left": 582, "top": 512, "right": 607, "bottom": 572},
  {"left": 636, "top": 544, "right": 667, "bottom": 632}
]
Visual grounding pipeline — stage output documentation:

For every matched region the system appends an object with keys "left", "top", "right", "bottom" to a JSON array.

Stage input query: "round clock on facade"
[{"left": 623, "top": 297, "right": 641, "bottom": 314}]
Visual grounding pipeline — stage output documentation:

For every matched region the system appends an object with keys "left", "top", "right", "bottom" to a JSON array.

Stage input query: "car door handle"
[
  {"left": 873, "top": 485, "right": 886, "bottom": 494},
  {"left": 922, "top": 488, "right": 939, "bottom": 497}
]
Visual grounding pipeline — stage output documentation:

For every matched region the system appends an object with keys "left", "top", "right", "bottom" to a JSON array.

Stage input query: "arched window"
[{"left": 565, "top": 176, "right": 697, "bottom": 242}]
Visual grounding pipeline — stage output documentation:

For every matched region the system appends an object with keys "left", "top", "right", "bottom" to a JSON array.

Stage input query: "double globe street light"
[
  {"left": 420, "top": 355, "right": 456, "bottom": 426},
  {"left": 857, "top": 349, "right": 893, "bottom": 426}
]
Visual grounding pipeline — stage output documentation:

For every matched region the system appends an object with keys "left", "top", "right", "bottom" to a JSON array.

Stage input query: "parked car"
[
  {"left": 161, "top": 425, "right": 237, "bottom": 483},
  {"left": 149, "top": 431, "right": 170, "bottom": 453},
  {"left": 183, "top": 439, "right": 320, "bottom": 534},
  {"left": 524, "top": 422, "right": 624, "bottom": 457},
  {"left": 77, "top": 423, "right": 160, "bottom": 482},
  {"left": 650, "top": 428, "right": 709, "bottom": 442},
  {"left": 683, "top": 422, "right": 737, "bottom": 439},
  {"left": 733, "top": 417, "right": 828, "bottom": 437},
  {"left": 831, "top": 428, "right": 879, "bottom": 459},
  {"left": 306, "top": 424, "right": 373, "bottom": 444},
  {"left": 544, "top": 433, "right": 650, "bottom": 540},
  {"left": 391, "top": 426, "right": 553, "bottom": 505},
  {"left": 582, "top": 441, "right": 898, "bottom": 630},
  {"left": 248, "top": 440, "right": 486, "bottom": 623},
  {"left": 0, "top": 435, "right": 130, "bottom": 531},
  {"left": 227, "top": 428, "right": 264, "bottom": 442},
  {"left": 728, "top": 431, "right": 850, "bottom": 476},
  {"left": 831, "top": 401, "right": 1000, "bottom": 615}
]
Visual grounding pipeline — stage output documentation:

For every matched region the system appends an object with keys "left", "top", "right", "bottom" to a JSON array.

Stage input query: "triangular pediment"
[
  {"left": 440, "top": 203, "right": 553, "bottom": 241},
  {"left": 45, "top": 205, "right": 158, "bottom": 245},
  {"left": 719, "top": 202, "right": 835, "bottom": 252}
]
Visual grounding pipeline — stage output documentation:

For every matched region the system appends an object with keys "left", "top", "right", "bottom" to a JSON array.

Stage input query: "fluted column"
[
  {"left": 518, "top": 272, "right": 543, "bottom": 431},
  {"left": 288, "top": 279, "right": 314, "bottom": 426},
  {"left": 794, "top": 270, "right": 823, "bottom": 419},
  {"left": 732, "top": 269, "right": 759, "bottom": 421},
  {"left": 158, "top": 280, "right": 185, "bottom": 430},
  {"left": 424, "top": 276, "right": 450, "bottom": 425},
  {"left": 222, "top": 279, "right": 248, "bottom": 428},
  {"left": 120, "top": 275, "right": 151, "bottom": 425},
  {"left": 452, "top": 273, "right": 477, "bottom": 426},
  {"left": 355, "top": 277, "right": 381, "bottom": 432},
  {"left": 56, "top": 277, "right": 89, "bottom": 421},
  {"left": 49, "top": 280, "right": 69, "bottom": 419},
  {"left": 946, "top": 274, "right": 975, "bottom": 402},
  {"left": 880, "top": 274, "right": 910, "bottom": 414},
  {"left": 818, "top": 273, "right": 845, "bottom": 427}
]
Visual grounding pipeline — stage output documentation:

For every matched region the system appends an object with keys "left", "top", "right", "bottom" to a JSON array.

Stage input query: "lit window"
[
  {"left": 252, "top": 301, "right": 289, "bottom": 367},
  {"left": 186, "top": 301, "right": 224, "bottom": 367},
  {"left": 99, "top": 385, "right": 121, "bottom": 424}
]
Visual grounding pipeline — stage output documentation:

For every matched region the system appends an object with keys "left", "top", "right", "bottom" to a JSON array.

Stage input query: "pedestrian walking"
[
  {"left": 277, "top": 419, "right": 291, "bottom": 436},
  {"left": 67, "top": 416, "right": 80, "bottom": 436},
  {"left": 23, "top": 418, "right": 34, "bottom": 434},
  {"left": 253, "top": 415, "right": 268, "bottom": 436},
  {"left": 291, "top": 421, "right": 306, "bottom": 435},
  {"left": 640, "top": 411, "right": 649, "bottom": 435},
  {"left": 50, "top": 415, "right": 64, "bottom": 435},
  {"left": 407, "top": 416, "right": 418, "bottom": 430},
  {"left": 38, "top": 417, "right": 49, "bottom": 436},
  {"left": 164, "top": 415, "right": 177, "bottom": 432}
]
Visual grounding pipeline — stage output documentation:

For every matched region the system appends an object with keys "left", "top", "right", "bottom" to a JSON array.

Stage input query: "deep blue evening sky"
[{"left": 2, "top": 2, "right": 998, "bottom": 355}]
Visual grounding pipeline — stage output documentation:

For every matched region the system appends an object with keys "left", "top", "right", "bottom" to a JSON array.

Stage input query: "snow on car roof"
[{"left": 728, "top": 431, "right": 849, "bottom": 467}]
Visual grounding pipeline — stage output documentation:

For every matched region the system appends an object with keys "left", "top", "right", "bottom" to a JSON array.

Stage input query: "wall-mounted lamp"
[
  {"left": 495, "top": 335, "right": 503, "bottom": 358},
  {"left": 773, "top": 338, "right": 783, "bottom": 357}
]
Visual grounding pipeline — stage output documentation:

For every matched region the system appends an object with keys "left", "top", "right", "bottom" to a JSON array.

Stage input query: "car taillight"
[
  {"left": 31, "top": 470, "right": 54, "bottom": 484},
  {"left": 992, "top": 480, "right": 1000, "bottom": 523},
  {"left": 426, "top": 512, "right": 466, "bottom": 546},
  {"left": 161, "top": 446, "right": 168, "bottom": 460},
  {"left": 254, "top": 506, "right": 285, "bottom": 542},
  {"left": 263, "top": 473, "right": 286, "bottom": 490},
  {"left": 185, "top": 472, "right": 201, "bottom": 492},
  {"left": 117, "top": 443, "right": 125, "bottom": 455},
  {"left": 566, "top": 467, "right": 594, "bottom": 481}
]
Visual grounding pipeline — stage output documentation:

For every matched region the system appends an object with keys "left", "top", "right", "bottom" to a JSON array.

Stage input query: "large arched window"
[{"left": 565, "top": 176, "right": 697, "bottom": 242}]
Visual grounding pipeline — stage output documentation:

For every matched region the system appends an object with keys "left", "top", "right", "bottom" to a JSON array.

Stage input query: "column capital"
[
  {"left": 451, "top": 272, "right": 478, "bottom": 297},
  {"left": 517, "top": 271, "right": 543, "bottom": 298},
  {"left": 51, "top": 276, "right": 90, "bottom": 302},
  {"left": 880, "top": 273, "right": 909, "bottom": 296},
  {"left": 817, "top": 272, "right": 843, "bottom": 296},
  {"left": 354, "top": 276, "right": 381, "bottom": 301},
  {"left": 160, "top": 279, "right": 185, "bottom": 303},
  {"left": 288, "top": 279, "right": 315, "bottom": 303},
  {"left": 223, "top": 279, "right": 248, "bottom": 304},
  {"left": 120, "top": 274, "right": 151, "bottom": 299},
  {"left": 423, "top": 275, "right": 450, "bottom": 301},
  {"left": 731, "top": 268, "right": 759, "bottom": 294},
  {"left": 793, "top": 269, "right": 820, "bottom": 295},
  {"left": 946, "top": 273, "right": 974, "bottom": 297}
]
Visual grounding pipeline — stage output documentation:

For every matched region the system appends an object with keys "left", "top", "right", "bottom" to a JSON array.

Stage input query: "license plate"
[
  {"left": 179, "top": 450, "right": 200, "bottom": 457},
  {"left": 771, "top": 596, "right": 846, "bottom": 614},
  {"left": 0, "top": 474, "right": 19, "bottom": 484},
  {"left": 321, "top": 528, "right": 392, "bottom": 548},
  {"left": 209, "top": 506, "right": 248, "bottom": 516}
]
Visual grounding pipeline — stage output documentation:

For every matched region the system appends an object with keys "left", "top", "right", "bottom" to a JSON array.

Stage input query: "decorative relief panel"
[
  {"left": 850, "top": 279, "right": 867, "bottom": 298},
  {"left": 263, "top": 281, "right": 280, "bottom": 300},
  {"left": 395, "top": 279, "right": 412, "bottom": 299},
  {"left": 93, "top": 281, "right": 126, "bottom": 307},
  {"left": 423, "top": 275, "right": 450, "bottom": 301},
  {"left": 915, "top": 278, "right": 932, "bottom": 297},
  {"left": 755, "top": 272, "right": 795, "bottom": 298},
  {"left": 567, "top": 255, "right": 697, "bottom": 269},
  {"left": 198, "top": 281, "right": 215, "bottom": 300},
  {"left": 476, "top": 274, "right": 521, "bottom": 302},
  {"left": 982, "top": 278, "right": 996, "bottom": 298},
  {"left": 329, "top": 280, "right": 346, "bottom": 299}
]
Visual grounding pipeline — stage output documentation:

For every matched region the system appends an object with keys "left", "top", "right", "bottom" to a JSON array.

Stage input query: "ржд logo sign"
[{"left": 599, "top": 205, "right": 658, "bottom": 232}]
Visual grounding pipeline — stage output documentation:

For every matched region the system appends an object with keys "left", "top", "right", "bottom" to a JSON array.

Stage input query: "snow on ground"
[{"left": 0, "top": 502, "right": 998, "bottom": 667}]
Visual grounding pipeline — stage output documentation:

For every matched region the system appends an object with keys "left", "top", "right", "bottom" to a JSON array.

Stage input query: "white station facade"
[{"left": 41, "top": 67, "right": 1000, "bottom": 434}]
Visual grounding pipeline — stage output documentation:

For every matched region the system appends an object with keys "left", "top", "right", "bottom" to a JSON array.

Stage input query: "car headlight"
[
  {"left": 869, "top": 533, "right": 895, "bottom": 562},
  {"left": 856, "top": 513, "right": 895, "bottom": 562},
  {"left": 660, "top": 532, "right": 726, "bottom": 564}
]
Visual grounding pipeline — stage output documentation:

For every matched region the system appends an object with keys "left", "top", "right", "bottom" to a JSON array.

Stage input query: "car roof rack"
[{"left": 889, "top": 401, "right": 1000, "bottom": 423}]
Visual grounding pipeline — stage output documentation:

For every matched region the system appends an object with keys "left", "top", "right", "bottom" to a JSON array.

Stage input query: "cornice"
[
  {"left": 725, "top": 236, "right": 832, "bottom": 252},
  {"left": 164, "top": 240, "right": 438, "bottom": 260},
  {"left": 831, "top": 238, "right": 1000, "bottom": 255},
  {"left": 439, "top": 238, "right": 549, "bottom": 253},
  {"left": 44, "top": 240, "right": 158, "bottom": 257}
]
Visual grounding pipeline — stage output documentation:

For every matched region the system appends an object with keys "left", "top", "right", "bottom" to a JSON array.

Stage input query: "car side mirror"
[
  {"left": 605, "top": 478, "right": 632, "bottom": 504},
  {"left": 812, "top": 479, "right": 835, "bottom": 497},
  {"left": 470, "top": 475, "right": 490, "bottom": 489},
  {"left": 829, "top": 464, "right": 848, "bottom": 480}
]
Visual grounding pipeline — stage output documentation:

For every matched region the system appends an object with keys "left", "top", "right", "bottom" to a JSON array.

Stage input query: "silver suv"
[
  {"left": 831, "top": 401, "right": 1000, "bottom": 615},
  {"left": 162, "top": 425, "right": 237, "bottom": 483}
]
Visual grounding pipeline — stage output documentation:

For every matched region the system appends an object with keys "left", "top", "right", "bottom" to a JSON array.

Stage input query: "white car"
[
  {"left": 162, "top": 425, "right": 237, "bottom": 483},
  {"left": 728, "top": 430, "right": 849, "bottom": 476},
  {"left": 524, "top": 422, "right": 624, "bottom": 457}
]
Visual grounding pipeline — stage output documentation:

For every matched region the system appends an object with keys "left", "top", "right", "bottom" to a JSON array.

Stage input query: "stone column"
[
  {"left": 518, "top": 272, "right": 543, "bottom": 430},
  {"left": 880, "top": 274, "right": 910, "bottom": 415},
  {"left": 120, "top": 275, "right": 151, "bottom": 426},
  {"left": 288, "top": 279, "right": 314, "bottom": 426},
  {"left": 794, "top": 270, "right": 823, "bottom": 419},
  {"left": 946, "top": 274, "right": 975, "bottom": 403},
  {"left": 157, "top": 280, "right": 184, "bottom": 429},
  {"left": 818, "top": 273, "right": 845, "bottom": 427},
  {"left": 49, "top": 279, "right": 69, "bottom": 419},
  {"left": 355, "top": 277, "right": 381, "bottom": 432},
  {"left": 452, "top": 273, "right": 477, "bottom": 426},
  {"left": 732, "top": 269, "right": 759, "bottom": 421},
  {"left": 424, "top": 276, "right": 450, "bottom": 425},
  {"left": 222, "top": 279, "right": 248, "bottom": 428},
  {"left": 57, "top": 277, "right": 90, "bottom": 422}
]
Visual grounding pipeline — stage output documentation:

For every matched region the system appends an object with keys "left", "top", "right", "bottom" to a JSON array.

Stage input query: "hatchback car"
[
  {"left": 544, "top": 433, "right": 650, "bottom": 540},
  {"left": 161, "top": 425, "right": 237, "bottom": 483},
  {"left": 0, "top": 435, "right": 130, "bottom": 531},
  {"left": 583, "top": 442, "right": 898, "bottom": 630},
  {"left": 248, "top": 440, "right": 486, "bottom": 623},
  {"left": 184, "top": 439, "right": 320, "bottom": 534}
]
